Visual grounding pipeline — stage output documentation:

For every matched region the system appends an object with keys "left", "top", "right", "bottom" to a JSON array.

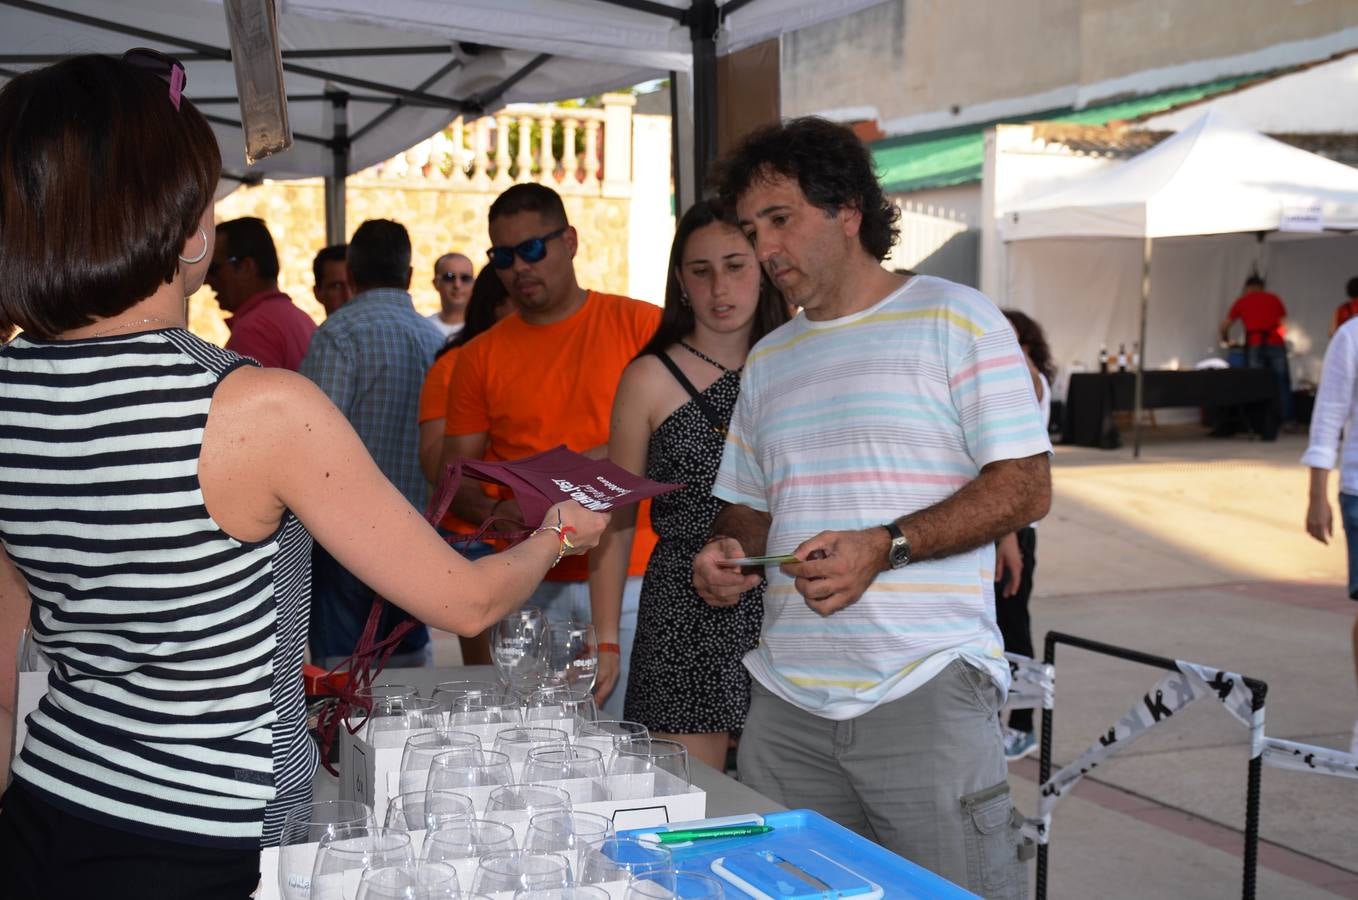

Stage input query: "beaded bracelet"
[{"left": 530, "top": 509, "right": 577, "bottom": 566}]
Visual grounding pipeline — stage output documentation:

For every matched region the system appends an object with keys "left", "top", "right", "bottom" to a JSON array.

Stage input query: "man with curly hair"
[{"left": 693, "top": 117, "right": 1051, "bottom": 896}]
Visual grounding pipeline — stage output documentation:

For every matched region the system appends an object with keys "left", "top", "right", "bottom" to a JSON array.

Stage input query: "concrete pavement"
[{"left": 1011, "top": 429, "right": 1358, "bottom": 898}]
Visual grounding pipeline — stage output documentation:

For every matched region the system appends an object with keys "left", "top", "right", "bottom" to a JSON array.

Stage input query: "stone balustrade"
[{"left": 359, "top": 93, "right": 636, "bottom": 198}]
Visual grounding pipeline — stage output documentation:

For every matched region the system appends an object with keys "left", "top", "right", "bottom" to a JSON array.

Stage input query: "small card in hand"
[{"left": 717, "top": 554, "right": 802, "bottom": 567}]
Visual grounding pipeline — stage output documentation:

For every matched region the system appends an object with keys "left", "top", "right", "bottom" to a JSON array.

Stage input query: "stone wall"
[
  {"left": 195, "top": 179, "right": 634, "bottom": 345},
  {"left": 192, "top": 98, "right": 672, "bottom": 346}
]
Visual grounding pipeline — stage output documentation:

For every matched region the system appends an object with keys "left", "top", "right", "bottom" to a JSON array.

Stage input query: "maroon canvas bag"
[
  {"left": 426, "top": 444, "right": 680, "bottom": 543},
  {"left": 314, "top": 447, "right": 680, "bottom": 769}
]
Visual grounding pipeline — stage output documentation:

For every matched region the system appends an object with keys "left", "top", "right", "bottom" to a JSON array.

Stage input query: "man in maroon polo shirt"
[{"left": 207, "top": 217, "right": 317, "bottom": 370}]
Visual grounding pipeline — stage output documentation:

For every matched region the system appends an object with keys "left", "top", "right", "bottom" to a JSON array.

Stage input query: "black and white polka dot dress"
[{"left": 623, "top": 366, "right": 764, "bottom": 734}]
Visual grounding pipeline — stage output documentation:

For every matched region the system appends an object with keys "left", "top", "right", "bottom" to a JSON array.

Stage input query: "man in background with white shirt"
[{"left": 428, "top": 252, "right": 474, "bottom": 340}]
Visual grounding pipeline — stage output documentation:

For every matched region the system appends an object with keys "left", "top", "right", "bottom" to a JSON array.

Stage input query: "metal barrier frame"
[{"left": 1036, "top": 631, "right": 1269, "bottom": 900}]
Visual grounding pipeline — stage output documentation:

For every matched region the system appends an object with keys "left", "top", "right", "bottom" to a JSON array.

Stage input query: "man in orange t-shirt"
[{"left": 444, "top": 183, "right": 661, "bottom": 715}]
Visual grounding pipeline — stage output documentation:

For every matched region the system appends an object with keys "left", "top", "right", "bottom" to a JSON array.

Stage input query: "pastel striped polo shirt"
[{"left": 713, "top": 275, "right": 1052, "bottom": 719}]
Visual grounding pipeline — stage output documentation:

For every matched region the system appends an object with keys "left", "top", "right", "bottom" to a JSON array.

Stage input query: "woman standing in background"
[
  {"left": 591, "top": 200, "right": 787, "bottom": 770},
  {"left": 995, "top": 308, "right": 1054, "bottom": 762}
]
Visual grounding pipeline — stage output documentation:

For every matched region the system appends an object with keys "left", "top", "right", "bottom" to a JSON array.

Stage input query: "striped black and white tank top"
[{"left": 0, "top": 328, "right": 318, "bottom": 849}]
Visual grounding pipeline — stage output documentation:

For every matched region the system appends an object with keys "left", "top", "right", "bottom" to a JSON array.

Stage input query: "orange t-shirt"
[
  {"left": 418, "top": 346, "right": 479, "bottom": 536},
  {"left": 446, "top": 291, "right": 662, "bottom": 581}
]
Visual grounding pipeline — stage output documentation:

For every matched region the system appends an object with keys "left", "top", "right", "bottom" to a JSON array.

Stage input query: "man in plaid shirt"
[{"left": 300, "top": 219, "right": 444, "bottom": 667}]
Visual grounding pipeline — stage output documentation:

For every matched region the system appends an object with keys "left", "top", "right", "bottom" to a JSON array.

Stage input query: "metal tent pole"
[
  {"left": 689, "top": 0, "right": 719, "bottom": 197},
  {"left": 1132, "top": 235, "right": 1152, "bottom": 458},
  {"left": 323, "top": 89, "right": 349, "bottom": 247}
]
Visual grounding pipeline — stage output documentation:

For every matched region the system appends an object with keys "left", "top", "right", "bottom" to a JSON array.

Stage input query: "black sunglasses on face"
[
  {"left": 487, "top": 227, "right": 567, "bottom": 270},
  {"left": 438, "top": 272, "right": 475, "bottom": 284},
  {"left": 207, "top": 256, "right": 240, "bottom": 277}
]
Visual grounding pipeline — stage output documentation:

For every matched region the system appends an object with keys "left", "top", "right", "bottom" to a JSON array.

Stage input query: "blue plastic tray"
[{"left": 620, "top": 809, "right": 978, "bottom": 899}]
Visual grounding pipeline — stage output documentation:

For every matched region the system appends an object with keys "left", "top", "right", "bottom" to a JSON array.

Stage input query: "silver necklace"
[{"left": 85, "top": 316, "right": 178, "bottom": 338}]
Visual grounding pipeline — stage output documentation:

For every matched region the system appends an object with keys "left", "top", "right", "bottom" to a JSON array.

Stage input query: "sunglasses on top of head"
[
  {"left": 437, "top": 271, "right": 475, "bottom": 284},
  {"left": 486, "top": 227, "right": 567, "bottom": 270},
  {"left": 121, "top": 47, "right": 188, "bottom": 110}
]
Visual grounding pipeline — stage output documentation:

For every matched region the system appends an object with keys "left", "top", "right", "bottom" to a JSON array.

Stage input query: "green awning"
[{"left": 871, "top": 73, "right": 1270, "bottom": 194}]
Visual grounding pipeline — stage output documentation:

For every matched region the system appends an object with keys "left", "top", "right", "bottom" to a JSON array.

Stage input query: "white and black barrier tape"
[
  {"left": 1002, "top": 652, "right": 1054, "bottom": 712},
  {"left": 1018, "top": 660, "right": 1257, "bottom": 845},
  {"left": 1260, "top": 737, "right": 1358, "bottom": 780}
]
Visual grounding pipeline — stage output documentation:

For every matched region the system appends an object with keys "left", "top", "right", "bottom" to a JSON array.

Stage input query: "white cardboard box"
[
  {"left": 338, "top": 718, "right": 705, "bottom": 829},
  {"left": 259, "top": 841, "right": 630, "bottom": 900}
]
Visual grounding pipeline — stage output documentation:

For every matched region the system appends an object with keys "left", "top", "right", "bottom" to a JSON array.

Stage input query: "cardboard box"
[
  {"left": 338, "top": 716, "right": 703, "bottom": 829},
  {"left": 259, "top": 841, "right": 630, "bottom": 900}
]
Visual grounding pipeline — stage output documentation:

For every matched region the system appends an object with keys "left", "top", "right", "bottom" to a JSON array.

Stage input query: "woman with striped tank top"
[{"left": 0, "top": 53, "right": 607, "bottom": 899}]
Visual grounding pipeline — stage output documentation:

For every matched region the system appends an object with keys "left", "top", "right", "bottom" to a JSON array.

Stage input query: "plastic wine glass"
[
  {"left": 425, "top": 749, "right": 515, "bottom": 793},
  {"left": 606, "top": 739, "right": 690, "bottom": 798},
  {"left": 524, "top": 687, "right": 598, "bottom": 728},
  {"left": 523, "top": 810, "right": 616, "bottom": 879},
  {"left": 431, "top": 680, "right": 507, "bottom": 714},
  {"left": 625, "top": 869, "right": 726, "bottom": 899},
  {"left": 492, "top": 727, "right": 570, "bottom": 779},
  {"left": 543, "top": 621, "right": 598, "bottom": 700},
  {"left": 310, "top": 826, "right": 415, "bottom": 900},
  {"left": 490, "top": 607, "right": 549, "bottom": 691},
  {"left": 355, "top": 861, "right": 462, "bottom": 900},
  {"left": 511, "top": 888, "right": 609, "bottom": 900},
  {"left": 575, "top": 720, "right": 648, "bottom": 758},
  {"left": 384, "top": 790, "right": 476, "bottom": 833},
  {"left": 576, "top": 837, "right": 672, "bottom": 886},
  {"left": 420, "top": 819, "right": 518, "bottom": 865},
  {"left": 484, "top": 783, "right": 573, "bottom": 822},
  {"left": 469, "top": 850, "right": 571, "bottom": 893},
  {"left": 521, "top": 746, "right": 607, "bottom": 803},
  {"left": 401, "top": 731, "right": 482, "bottom": 795},
  {"left": 278, "top": 800, "right": 377, "bottom": 900}
]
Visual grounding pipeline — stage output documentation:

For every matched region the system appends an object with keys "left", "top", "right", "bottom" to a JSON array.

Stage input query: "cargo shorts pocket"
[{"left": 961, "top": 780, "right": 1027, "bottom": 900}]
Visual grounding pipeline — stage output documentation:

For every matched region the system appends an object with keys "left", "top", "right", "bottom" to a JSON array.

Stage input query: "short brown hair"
[
  {"left": 487, "top": 183, "right": 568, "bottom": 228},
  {"left": 0, "top": 55, "right": 221, "bottom": 338}
]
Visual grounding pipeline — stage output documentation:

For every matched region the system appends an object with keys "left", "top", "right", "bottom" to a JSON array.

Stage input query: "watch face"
[{"left": 889, "top": 539, "right": 911, "bottom": 568}]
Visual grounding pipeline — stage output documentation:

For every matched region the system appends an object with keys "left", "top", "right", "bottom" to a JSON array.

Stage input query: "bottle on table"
[
  {"left": 1131, "top": 342, "right": 1140, "bottom": 370},
  {"left": 1098, "top": 344, "right": 1109, "bottom": 374},
  {"left": 1117, "top": 343, "right": 1128, "bottom": 373}
]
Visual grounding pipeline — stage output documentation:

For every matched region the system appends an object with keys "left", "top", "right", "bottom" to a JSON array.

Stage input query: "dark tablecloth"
[{"left": 1063, "top": 369, "right": 1279, "bottom": 448}]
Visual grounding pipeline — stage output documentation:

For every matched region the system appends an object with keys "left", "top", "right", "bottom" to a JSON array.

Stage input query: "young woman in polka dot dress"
[{"left": 590, "top": 200, "right": 789, "bottom": 769}]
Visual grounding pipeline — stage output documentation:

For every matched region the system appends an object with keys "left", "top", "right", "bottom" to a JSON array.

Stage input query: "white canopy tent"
[
  {"left": 1000, "top": 110, "right": 1358, "bottom": 454},
  {"left": 0, "top": 0, "right": 887, "bottom": 238}
]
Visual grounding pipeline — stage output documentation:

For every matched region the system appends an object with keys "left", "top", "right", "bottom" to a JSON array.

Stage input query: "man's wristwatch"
[{"left": 883, "top": 522, "right": 911, "bottom": 569}]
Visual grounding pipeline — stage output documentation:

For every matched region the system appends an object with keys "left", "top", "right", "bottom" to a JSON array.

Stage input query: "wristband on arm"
[{"left": 598, "top": 642, "right": 621, "bottom": 655}]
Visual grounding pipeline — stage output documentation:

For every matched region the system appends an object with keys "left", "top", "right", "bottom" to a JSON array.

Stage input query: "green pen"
[{"left": 655, "top": 824, "right": 773, "bottom": 844}]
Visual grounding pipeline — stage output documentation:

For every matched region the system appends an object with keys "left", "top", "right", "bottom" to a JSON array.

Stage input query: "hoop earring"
[
  {"left": 178, "top": 227, "right": 208, "bottom": 265},
  {"left": 675, "top": 268, "right": 690, "bottom": 307}
]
